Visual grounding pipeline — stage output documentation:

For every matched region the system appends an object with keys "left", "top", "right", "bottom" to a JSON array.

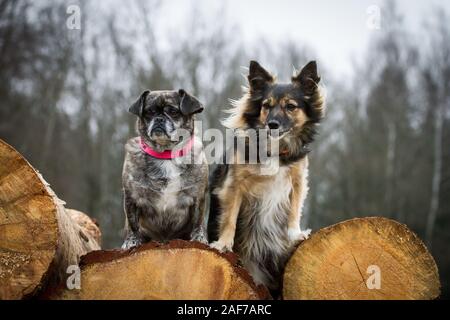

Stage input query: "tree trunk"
[
  {"left": 385, "top": 121, "right": 396, "bottom": 217},
  {"left": 283, "top": 217, "right": 440, "bottom": 300},
  {"left": 0, "top": 139, "right": 101, "bottom": 300},
  {"left": 44, "top": 240, "right": 270, "bottom": 300},
  {"left": 426, "top": 103, "right": 443, "bottom": 248}
]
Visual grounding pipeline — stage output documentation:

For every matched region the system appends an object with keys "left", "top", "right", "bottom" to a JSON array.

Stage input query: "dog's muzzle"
[
  {"left": 151, "top": 127, "right": 165, "bottom": 137},
  {"left": 151, "top": 117, "right": 167, "bottom": 137}
]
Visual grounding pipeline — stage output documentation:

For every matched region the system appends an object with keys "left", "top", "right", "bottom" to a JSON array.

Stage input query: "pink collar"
[{"left": 140, "top": 136, "right": 194, "bottom": 159}]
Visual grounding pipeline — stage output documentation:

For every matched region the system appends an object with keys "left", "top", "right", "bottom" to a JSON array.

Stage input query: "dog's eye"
[
  {"left": 165, "top": 107, "right": 180, "bottom": 117},
  {"left": 144, "top": 108, "right": 155, "bottom": 117},
  {"left": 262, "top": 102, "right": 270, "bottom": 109},
  {"left": 286, "top": 103, "right": 297, "bottom": 111}
]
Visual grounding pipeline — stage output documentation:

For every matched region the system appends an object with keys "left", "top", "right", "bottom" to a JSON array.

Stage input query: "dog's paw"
[
  {"left": 121, "top": 236, "right": 142, "bottom": 250},
  {"left": 190, "top": 231, "right": 208, "bottom": 244},
  {"left": 288, "top": 228, "right": 311, "bottom": 244},
  {"left": 210, "top": 240, "right": 233, "bottom": 253}
]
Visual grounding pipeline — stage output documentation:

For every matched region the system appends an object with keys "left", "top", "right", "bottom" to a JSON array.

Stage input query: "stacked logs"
[
  {"left": 0, "top": 139, "right": 441, "bottom": 300},
  {"left": 0, "top": 139, "right": 100, "bottom": 299}
]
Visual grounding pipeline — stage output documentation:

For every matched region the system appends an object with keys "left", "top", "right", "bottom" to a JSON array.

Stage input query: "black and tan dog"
[
  {"left": 122, "top": 89, "right": 208, "bottom": 249},
  {"left": 208, "top": 60, "right": 325, "bottom": 292}
]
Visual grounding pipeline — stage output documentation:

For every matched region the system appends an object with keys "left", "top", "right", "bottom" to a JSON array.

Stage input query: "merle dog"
[{"left": 122, "top": 89, "right": 208, "bottom": 249}]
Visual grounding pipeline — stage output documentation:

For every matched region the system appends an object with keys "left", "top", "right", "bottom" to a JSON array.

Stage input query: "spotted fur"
[{"left": 122, "top": 90, "right": 208, "bottom": 249}]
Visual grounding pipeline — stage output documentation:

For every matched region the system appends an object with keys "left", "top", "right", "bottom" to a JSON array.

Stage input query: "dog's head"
[
  {"left": 225, "top": 60, "right": 325, "bottom": 161},
  {"left": 129, "top": 89, "right": 203, "bottom": 151},
  {"left": 223, "top": 60, "right": 325, "bottom": 161},
  {"left": 249, "top": 60, "right": 324, "bottom": 138}
]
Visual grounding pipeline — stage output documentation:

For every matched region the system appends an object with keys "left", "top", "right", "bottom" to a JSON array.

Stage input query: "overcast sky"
[{"left": 155, "top": 0, "right": 449, "bottom": 77}]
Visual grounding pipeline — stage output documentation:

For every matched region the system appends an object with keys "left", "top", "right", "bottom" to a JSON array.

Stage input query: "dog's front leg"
[
  {"left": 189, "top": 186, "right": 208, "bottom": 244},
  {"left": 210, "top": 185, "right": 242, "bottom": 252},
  {"left": 121, "top": 191, "right": 144, "bottom": 249},
  {"left": 287, "top": 161, "right": 311, "bottom": 244}
]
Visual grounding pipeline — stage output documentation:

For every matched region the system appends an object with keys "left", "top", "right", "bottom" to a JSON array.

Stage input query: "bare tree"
[{"left": 425, "top": 10, "right": 450, "bottom": 247}]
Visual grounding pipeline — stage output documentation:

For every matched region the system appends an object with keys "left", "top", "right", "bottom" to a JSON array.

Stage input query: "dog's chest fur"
[
  {"left": 235, "top": 166, "right": 293, "bottom": 264},
  {"left": 156, "top": 161, "right": 182, "bottom": 211},
  {"left": 213, "top": 162, "right": 306, "bottom": 288},
  {"left": 123, "top": 137, "right": 206, "bottom": 241}
]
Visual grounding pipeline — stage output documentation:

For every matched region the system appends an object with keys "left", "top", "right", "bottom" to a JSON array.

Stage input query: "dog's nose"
[
  {"left": 152, "top": 127, "right": 164, "bottom": 136},
  {"left": 155, "top": 117, "right": 165, "bottom": 124},
  {"left": 267, "top": 120, "right": 280, "bottom": 130}
]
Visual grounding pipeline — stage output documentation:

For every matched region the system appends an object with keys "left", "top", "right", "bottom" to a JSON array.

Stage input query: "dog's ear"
[
  {"left": 178, "top": 89, "right": 204, "bottom": 115},
  {"left": 248, "top": 60, "right": 273, "bottom": 93},
  {"left": 292, "top": 61, "right": 321, "bottom": 94},
  {"left": 129, "top": 90, "right": 150, "bottom": 117}
]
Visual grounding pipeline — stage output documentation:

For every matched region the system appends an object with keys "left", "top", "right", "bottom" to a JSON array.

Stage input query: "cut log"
[
  {"left": 0, "top": 139, "right": 101, "bottom": 300},
  {"left": 46, "top": 240, "right": 270, "bottom": 300},
  {"left": 66, "top": 209, "right": 102, "bottom": 247},
  {"left": 283, "top": 217, "right": 441, "bottom": 300}
]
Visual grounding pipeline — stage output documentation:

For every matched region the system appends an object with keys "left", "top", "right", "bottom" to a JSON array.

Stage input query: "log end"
[
  {"left": 0, "top": 140, "right": 59, "bottom": 299},
  {"left": 283, "top": 217, "right": 441, "bottom": 300},
  {"left": 66, "top": 209, "right": 102, "bottom": 247},
  {"left": 0, "top": 139, "right": 101, "bottom": 299},
  {"left": 47, "top": 240, "right": 271, "bottom": 300}
]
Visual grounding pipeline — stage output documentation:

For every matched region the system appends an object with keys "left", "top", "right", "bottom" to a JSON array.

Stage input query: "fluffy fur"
[{"left": 208, "top": 60, "right": 325, "bottom": 293}]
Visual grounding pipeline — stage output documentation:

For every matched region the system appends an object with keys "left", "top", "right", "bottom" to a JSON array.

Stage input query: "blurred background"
[{"left": 0, "top": 0, "right": 449, "bottom": 297}]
